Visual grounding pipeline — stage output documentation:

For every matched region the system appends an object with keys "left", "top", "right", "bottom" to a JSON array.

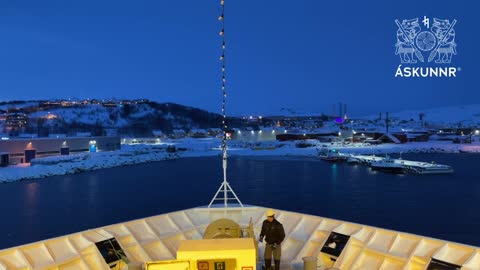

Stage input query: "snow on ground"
[
  {"left": 0, "top": 145, "right": 179, "bottom": 183},
  {"left": 1, "top": 138, "right": 479, "bottom": 183},
  {"left": 322, "top": 141, "right": 480, "bottom": 155},
  {"left": 173, "top": 138, "right": 480, "bottom": 156}
]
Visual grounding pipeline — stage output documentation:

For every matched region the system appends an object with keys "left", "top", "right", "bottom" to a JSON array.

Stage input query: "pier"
[{"left": 345, "top": 154, "right": 454, "bottom": 174}]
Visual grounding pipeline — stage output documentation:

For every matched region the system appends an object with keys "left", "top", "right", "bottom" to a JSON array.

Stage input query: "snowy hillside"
[
  {"left": 29, "top": 104, "right": 145, "bottom": 128},
  {"left": 1, "top": 101, "right": 226, "bottom": 136}
]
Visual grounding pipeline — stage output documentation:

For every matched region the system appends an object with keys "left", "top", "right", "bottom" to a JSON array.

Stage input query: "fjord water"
[{"left": 1, "top": 153, "right": 480, "bottom": 249}]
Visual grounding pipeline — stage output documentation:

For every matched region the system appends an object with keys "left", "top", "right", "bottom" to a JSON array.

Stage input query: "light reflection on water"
[
  {"left": 23, "top": 182, "right": 39, "bottom": 231},
  {"left": 87, "top": 175, "right": 98, "bottom": 207},
  {"left": 25, "top": 182, "right": 39, "bottom": 210},
  {"left": 331, "top": 163, "right": 338, "bottom": 181}
]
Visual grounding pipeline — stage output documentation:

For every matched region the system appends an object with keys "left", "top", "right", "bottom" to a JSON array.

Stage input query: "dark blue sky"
[{"left": 0, "top": 0, "right": 477, "bottom": 116}]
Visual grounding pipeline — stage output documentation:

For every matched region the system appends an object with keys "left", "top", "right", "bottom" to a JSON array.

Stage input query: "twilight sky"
[{"left": 0, "top": 0, "right": 477, "bottom": 116}]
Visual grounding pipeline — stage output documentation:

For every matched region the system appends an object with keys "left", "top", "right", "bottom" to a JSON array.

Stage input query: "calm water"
[{"left": 1, "top": 153, "right": 480, "bottom": 249}]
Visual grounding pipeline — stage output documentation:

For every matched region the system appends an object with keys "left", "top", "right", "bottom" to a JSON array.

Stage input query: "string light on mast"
[
  {"left": 219, "top": 0, "right": 227, "bottom": 153},
  {"left": 209, "top": 0, "right": 243, "bottom": 208}
]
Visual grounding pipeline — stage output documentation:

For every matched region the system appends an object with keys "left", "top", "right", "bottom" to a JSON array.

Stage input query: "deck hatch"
[
  {"left": 426, "top": 258, "right": 461, "bottom": 270},
  {"left": 95, "top": 237, "right": 128, "bottom": 267},
  {"left": 320, "top": 232, "right": 350, "bottom": 257}
]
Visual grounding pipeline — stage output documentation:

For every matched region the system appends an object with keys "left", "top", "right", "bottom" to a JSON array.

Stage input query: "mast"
[{"left": 208, "top": 0, "right": 243, "bottom": 208}]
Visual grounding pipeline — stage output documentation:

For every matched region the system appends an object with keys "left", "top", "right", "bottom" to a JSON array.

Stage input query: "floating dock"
[{"left": 347, "top": 155, "right": 454, "bottom": 174}]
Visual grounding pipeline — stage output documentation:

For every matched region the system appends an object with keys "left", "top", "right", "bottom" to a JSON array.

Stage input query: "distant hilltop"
[
  {"left": 1, "top": 100, "right": 479, "bottom": 138},
  {"left": 245, "top": 104, "right": 480, "bottom": 126},
  {"left": 0, "top": 99, "right": 325, "bottom": 138},
  {"left": 363, "top": 104, "right": 480, "bottom": 126},
  {"left": 0, "top": 99, "right": 150, "bottom": 110},
  {"left": 0, "top": 99, "right": 229, "bottom": 137}
]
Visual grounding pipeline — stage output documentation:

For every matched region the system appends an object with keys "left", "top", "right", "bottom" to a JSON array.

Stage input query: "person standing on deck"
[{"left": 259, "top": 209, "right": 286, "bottom": 270}]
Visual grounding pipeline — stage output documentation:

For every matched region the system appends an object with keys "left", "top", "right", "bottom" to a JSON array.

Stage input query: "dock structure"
[
  {"left": 348, "top": 155, "right": 384, "bottom": 165},
  {"left": 346, "top": 154, "right": 454, "bottom": 174},
  {"left": 399, "top": 159, "right": 454, "bottom": 174}
]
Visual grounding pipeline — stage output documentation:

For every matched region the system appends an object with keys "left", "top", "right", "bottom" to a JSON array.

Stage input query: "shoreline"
[{"left": 1, "top": 139, "right": 480, "bottom": 183}]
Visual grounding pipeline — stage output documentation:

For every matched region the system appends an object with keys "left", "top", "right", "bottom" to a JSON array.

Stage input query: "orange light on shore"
[{"left": 44, "top": 112, "right": 58, "bottom": 119}]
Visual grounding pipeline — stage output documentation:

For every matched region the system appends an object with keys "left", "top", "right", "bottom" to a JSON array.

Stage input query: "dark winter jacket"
[{"left": 260, "top": 219, "right": 285, "bottom": 245}]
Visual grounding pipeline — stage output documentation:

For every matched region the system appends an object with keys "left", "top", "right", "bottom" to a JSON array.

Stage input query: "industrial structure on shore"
[{"left": 0, "top": 136, "right": 120, "bottom": 166}]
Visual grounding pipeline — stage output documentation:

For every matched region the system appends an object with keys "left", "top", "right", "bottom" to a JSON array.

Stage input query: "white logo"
[
  {"left": 394, "top": 17, "right": 459, "bottom": 78},
  {"left": 422, "top": 16, "right": 430, "bottom": 29}
]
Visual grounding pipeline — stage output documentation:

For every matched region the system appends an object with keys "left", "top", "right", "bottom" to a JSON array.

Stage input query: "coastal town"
[{"left": 1, "top": 100, "right": 479, "bottom": 182}]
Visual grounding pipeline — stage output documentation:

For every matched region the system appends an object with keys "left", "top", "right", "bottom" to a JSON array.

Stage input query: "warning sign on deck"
[
  {"left": 198, "top": 262, "right": 209, "bottom": 270},
  {"left": 214, "top": 262, "right": 225, "bottom": 270}
]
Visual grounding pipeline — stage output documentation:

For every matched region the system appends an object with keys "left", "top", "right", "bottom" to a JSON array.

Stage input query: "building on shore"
[{"left": 0, "top": 136, "right": 120, "bottom": 164}]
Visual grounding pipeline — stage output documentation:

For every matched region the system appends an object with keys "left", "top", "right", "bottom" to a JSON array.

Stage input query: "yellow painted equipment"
[
  {"left": 146, "top": 238, "right": 256, "bottom": 270},
  {"left": 203, "top": 218, "right": 242, "bottom": 239},
  {"left": 146, "top": 260, "right": 190, "bottom": 270}
]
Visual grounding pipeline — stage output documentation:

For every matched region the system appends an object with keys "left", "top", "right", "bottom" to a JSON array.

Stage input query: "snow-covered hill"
[
  {"left": 29, "top": 104, "right": 146, "bottom": 128},
  {"left": 1, "top": 101, "right": 225, "bottom": 136}
]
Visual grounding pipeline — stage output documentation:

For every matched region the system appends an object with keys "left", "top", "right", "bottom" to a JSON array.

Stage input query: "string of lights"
[
  {"left": 208, "top": 0, "right": 243, "bottom": 208},
  {"left": 219, "top": 0, "right": 228, "bottom": 177}
]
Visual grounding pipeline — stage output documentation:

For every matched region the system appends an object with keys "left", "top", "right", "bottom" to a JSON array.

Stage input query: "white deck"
[{"left": 0, "top": 205, "right": 478, "bottom": 270}]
